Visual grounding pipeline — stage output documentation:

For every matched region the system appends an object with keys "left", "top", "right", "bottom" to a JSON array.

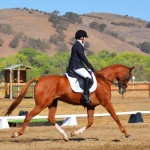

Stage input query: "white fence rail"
[{"left": 0, "top": 111, "right": 150, "bottom": 129}]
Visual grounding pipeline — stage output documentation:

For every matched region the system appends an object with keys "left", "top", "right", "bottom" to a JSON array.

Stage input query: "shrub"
[
  {"left": 146, "top": 22, "right": 150, "bottom": 28},
  {"left": 89, "top": 21, "right": 99, "bottom": 29},
  {"left": 23, "top": 37, "right": 49, "bottom": 51},
  {"left": 63, "top": 12, "right": 82, "bottom": 24},
  {"left": 89, "top": 22, "right": 107, "bottom": 32},
  {"left": 69, "top": 37, "right": 76, "bottom": 45},
  {"left": 99, "top": 23, "right": 107, "bottom": 32},
  {"left": 111, "top": 22, "right": 136, "bottom": 27},
  {"left": 49, "top": 10, "right": 68, "bottom": 32},
  {"left": 0, "top": 38, "right": 4, "bottom": 46},
  {"left": 9, "top": 32, "right": 23, "bottom": 48},
  {"left": 0, "top": 23, "right": 13, "bottom": 34},
  {"left": 84, "top": 42, "right": 90, "bottom": 51},
  {"left": 138, "top": 42, "right": 150, "bottom": 54},
  {"left": 57, "top": 41, "right": 68, "bottom": 52},
  {"left": 50, "top": 33, "right": 65, "bottom": 45},
  {"left": 106, "top": 30, "right": 119, "bottom": 38},
  {"left": 55, "top": 20, "right": 68, "bottom": 33},
  {"left": 86, "top": 50, "right": 94, "bottom": 56}
]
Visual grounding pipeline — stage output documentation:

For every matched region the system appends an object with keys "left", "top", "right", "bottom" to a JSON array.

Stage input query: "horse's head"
[{"left": 116, "top": 66, "right": 135, "bottom": 95}]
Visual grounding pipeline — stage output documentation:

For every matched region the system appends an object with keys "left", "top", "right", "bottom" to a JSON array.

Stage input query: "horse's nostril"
[{"left": 118, "top": 88, "right": 126, "bottom": 95}]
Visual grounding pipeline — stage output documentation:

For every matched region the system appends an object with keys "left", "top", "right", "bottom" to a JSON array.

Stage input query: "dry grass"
[{"left": 0, "top": 9, "right": 149, "bottom": 58}]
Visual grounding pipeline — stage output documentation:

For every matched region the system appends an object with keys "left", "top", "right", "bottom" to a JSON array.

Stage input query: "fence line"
[
  {"left": 1, "top": 82, "right": 150, "bottom": 98},
  {"left": 112, "top": 82, "right": 150, "bottom": 98}
]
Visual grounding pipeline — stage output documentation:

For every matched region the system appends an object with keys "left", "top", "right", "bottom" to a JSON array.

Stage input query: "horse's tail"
[{"left": 5, "top": 78, "right": 38, "bottom": 116}]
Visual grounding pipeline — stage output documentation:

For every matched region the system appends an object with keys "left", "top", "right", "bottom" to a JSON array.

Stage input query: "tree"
[
  {"left": 0, "top": 23, "right": 13, "bottom": 34},
  {"left": 138, "top": 42, "right": 150, "bottom": 54},
  {"left": 0, "top": 49, "right": 149, "bottom": 82},
  {"left": 99, "top": 23, "right": 107, "bottom": 32},
  {"left": 23, "top": 37, "right": 49, "bottom": 51},
  {"left": 50, "top": 33, "right": 65, "bottom": 46},
  {"left": 49, "top": 10, "right": 68, "bottom": 32},
  {"left": 9, "top": 32, "right": 23, "bottom": 48},
  {"left": 89, "top": 22, "right": 107, "bottom": 32},
  {"left": 63, "top": 12, "right": 82, "bottom": 24},
  {"left": 89, "top": 21, "right": 99, "bottom": 29}
]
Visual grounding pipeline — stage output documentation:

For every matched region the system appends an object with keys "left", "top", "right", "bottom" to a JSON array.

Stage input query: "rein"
[
  {"left": 95, "top": 73, "right": 118, "bottom": 86},
  {"left": 95, "top": 68, "right": 131, "bottom": 87},
  {"left": 95, "top": 72, "right": 125, "bottom": 99}
]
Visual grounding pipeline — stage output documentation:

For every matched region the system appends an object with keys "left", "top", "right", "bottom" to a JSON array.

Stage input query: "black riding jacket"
[{"left": 68, "top": 40, "right": 93, "bottom": 70}]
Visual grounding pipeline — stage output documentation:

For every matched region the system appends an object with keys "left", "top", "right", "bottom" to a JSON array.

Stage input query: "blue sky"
[{"left": 0, "top": 0, "right": 150, "bottom": 21}]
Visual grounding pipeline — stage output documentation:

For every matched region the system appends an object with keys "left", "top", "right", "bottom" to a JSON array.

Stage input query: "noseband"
[{"left": 117, "top": 69, "right": 131, "bottom": 89}]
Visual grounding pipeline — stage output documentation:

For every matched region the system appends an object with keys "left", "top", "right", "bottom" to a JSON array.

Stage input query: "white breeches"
[{"left": 74, "top": 68, "right": 91, "bottom": 79}]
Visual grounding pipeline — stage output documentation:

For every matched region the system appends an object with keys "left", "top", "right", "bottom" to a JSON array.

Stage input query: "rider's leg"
[
  {"left": 74, "top": 68, "right": 92, "bottom": 106},
  {"left": 81, "top": 77, "right": 91, "bottom": 105}
]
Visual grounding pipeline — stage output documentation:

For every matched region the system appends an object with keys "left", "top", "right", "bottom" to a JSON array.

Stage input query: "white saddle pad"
[{"left": 65, "top": 72, "right": 97, "bottom": 93}]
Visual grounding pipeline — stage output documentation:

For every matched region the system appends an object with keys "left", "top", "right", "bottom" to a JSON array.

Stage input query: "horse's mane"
[
  {"left": 94, "top": 64, "right": 128, "bottom": 78},
  {"left": 99, "top": 64, "right": 128, "bottom": 71}
]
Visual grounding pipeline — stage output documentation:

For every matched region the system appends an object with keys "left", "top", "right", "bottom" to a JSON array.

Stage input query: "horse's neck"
[{"left": 98, "top": 67, "right": 117, "bottom": 81}]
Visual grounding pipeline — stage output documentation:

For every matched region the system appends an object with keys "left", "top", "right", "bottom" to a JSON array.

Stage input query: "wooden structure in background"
[{"left": 4, "top": 64, "right": 34, "bottom": 99}]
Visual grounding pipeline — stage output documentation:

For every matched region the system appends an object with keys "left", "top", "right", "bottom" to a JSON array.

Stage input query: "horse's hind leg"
[
  {"left": 47, "top": 100, "right": 69, "bottom": 141},
  {"left": 11, "top": 105, "right": 45, "bottom": 138},
  {"left": 71, "top": 106, "right": 95, "bottom": 137}
]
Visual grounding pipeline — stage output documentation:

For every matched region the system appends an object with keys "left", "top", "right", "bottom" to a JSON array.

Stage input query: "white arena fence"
[{"left": 0, "top": 111, "right": 150, "bottom": 129}]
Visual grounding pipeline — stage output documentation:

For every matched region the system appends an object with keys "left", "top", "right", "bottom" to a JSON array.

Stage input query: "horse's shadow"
[
  {"left": 10, "top": 137, "right": 99, "bottom": 143},
  {"left": 9, "top": 137, "right": 122, "bottom": 143},
  {"left": 32, "top": 137, "right": 99, "bottom": 142}
]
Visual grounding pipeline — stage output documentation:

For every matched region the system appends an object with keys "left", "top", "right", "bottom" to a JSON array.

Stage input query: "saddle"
[{"left": 65, "top": 68, "right": 97, "bottom": 93}]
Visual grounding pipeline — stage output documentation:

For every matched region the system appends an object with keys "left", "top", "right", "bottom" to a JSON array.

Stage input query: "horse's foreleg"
[
  {"left": 55, "top": 123, "right": 69, "bottom": 141},
  {"left": 103, "top": 101, "right": 130, "bottom": 138},
  {"left": 48, "top": 100, "right": 69, "bottom": 141},
  {"left": 71, "top": 106, "right": 95, "bottom": 137},
  {"left": 11, "top": 105, "right": 45, "bottom": 138}
]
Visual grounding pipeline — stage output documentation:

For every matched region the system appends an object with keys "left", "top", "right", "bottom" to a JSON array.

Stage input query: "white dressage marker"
[
  {"left": 0, "top": 118, "right": 10, "bottom": 129},
  {"left": 0, "top": 115, "right": 78, "bottom": 129}
]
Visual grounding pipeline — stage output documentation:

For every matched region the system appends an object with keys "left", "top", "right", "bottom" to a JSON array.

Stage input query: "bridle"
[
  {"left": 117, "top": 69, "right": 131, "bottom": 89},
  {"left": 96, "top": 69, "right": 131, "bottom": 88}
]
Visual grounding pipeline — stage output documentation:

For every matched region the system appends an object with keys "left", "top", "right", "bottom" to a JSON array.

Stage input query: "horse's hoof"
[
  {"left": 71, "top": 131, "right": 75, "bottom": 137},
  {"left": 11, "top": 132, "right": 19, "bottom": 138},
  {"left": 63, "top": 136, "right": 69, "bottom": 141},
  {"left": 125, "top": 134, "right": 131, "bottom": 138}
]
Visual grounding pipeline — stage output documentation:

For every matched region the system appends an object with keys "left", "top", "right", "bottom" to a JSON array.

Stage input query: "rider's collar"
[{"left": 77, "top": 40, "right": 84, "bottom": 47}]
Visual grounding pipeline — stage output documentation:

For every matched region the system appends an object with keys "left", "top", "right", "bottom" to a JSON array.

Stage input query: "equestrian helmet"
[{"left": 75, "top": 30, "right": 88, "bottom": 39}]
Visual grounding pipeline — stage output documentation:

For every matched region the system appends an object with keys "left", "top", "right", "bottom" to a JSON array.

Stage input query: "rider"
[{"left": 67, "top": 30, "right": 95, "bottom": 106}]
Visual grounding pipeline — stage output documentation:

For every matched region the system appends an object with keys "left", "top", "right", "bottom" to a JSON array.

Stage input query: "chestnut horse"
[{"left": 5, "top": 64, "right": 134, "bottom": 141}]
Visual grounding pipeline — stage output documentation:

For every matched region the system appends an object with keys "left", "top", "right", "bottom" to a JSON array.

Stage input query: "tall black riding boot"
[{"left": 81, "top": 77, "right": 91, "bottom": 106}]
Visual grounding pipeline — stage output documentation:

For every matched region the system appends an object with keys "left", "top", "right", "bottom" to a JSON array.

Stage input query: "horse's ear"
[{"left": 129, "top": 66, "right": 135, "bottom": 71}]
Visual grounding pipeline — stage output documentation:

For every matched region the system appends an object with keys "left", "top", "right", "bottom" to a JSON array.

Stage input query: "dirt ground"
[{"left": 0, "top": 91, "right": 150, "bottom": 150}]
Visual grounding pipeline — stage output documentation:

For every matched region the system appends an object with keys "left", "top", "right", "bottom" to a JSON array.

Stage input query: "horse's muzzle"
[
  {"left": 118, "top": 88, "right": 126, "bottom": 94},
  {"left": 118, "top": 83, "right": 127, "bottom": 94}
]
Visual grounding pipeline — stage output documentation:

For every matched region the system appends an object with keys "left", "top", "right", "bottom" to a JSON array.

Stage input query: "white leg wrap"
[
  {"left": 72, "top": 127, "right": 86, "bottom": 136},
  {"left": 55, "top": 123, "right": 69, "bottom": 141}
]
